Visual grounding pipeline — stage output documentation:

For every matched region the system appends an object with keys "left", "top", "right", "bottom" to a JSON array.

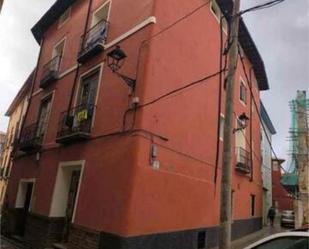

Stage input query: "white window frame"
[
  {"left": 219, "top": 113, "right": 225, "bottom": 141},
  {"left": 58, "top": 7, "right": 71, "bottom": 29},
  {"left": 51, "top": 37, "right": 66, "bottom": 74},
  {"left": 210, "top": 0, "right": 228, "bottom": 34},
  {"left": 73, "top": 63, "right": 104, "bottom": 129},
  {"left": 91, "top": 0, "right": 112, "bottom": 28},
  {"left": 239, "top": 78, "right": 247, "bottom": 106}
]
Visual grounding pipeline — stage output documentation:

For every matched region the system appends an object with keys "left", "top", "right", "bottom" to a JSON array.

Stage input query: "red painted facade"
[
  {"left": 6, "top": 0, "right": 268, "bottom": 247},
  {"left": 272, "top": 159, "right": 293, "bottom": 211}
]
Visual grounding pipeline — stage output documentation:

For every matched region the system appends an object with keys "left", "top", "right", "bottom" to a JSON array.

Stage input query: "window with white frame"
[
  {"left": 219, "top": 114, "right": 225, "bottom": 140},
  {"left": 240, "top": 80, "right": 247, "bottom": 104},
  {"left": 58, "top": 7, "right": 71, "bottom": 27},
  {"left": 210, "top": 0, "right": 228, "bottom": 31},
  {"left": 91, "top": 1, "right": 111, "bottom": 27}
]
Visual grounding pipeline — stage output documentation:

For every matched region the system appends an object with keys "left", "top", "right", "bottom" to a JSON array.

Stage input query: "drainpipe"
[
  {"left": 249, "top": 67, "right": 253, "bottom": 182},
  {"left": 17, "top": 37, "right": 45, "bottom": 149},
  {"left": 66, "top": 0, "right": 94, "bottom": 119}
]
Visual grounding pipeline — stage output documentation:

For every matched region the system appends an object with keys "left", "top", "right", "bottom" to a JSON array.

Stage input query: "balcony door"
[
  {"left": 77, "top": 70, "right": 99, "bottom": 107},
  {"left": 71, "top": 70, "right": 99, "bottom": 131},
  {"left": 36, "top": 96, "right": 52, "bottom": 142},
  {"left": 91, "top": 1, "right": 110, "bottom": 27}
]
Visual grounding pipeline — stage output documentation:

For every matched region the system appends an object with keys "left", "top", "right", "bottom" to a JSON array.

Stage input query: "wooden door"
[{"left": 63, "top": 170, "right": 81, "bottom": 242}]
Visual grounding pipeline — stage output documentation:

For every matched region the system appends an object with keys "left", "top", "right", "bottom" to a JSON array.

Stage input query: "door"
[
  {"left": 77, "top": 71, "right": 99, "bottom": 107},
  {"left": 20, "top": 182, "right": 33, "bottom": 236},
  {"left": 73, "top": 71, "right": 99, "bottom": 131},
  {"left": 63, "top": 170, "right": 81, "bottom": 242},
  {"left": 36, "top": 96, "right": 52, "bottom": 142}
]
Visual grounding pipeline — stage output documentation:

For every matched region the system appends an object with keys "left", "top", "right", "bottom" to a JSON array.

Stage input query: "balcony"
[
  {"left": 56, "top": 104, "right": 95, "bottom": 144},
  {"left": 235, "top": 147, "right": 251, "bottom": 174},
  {"left": 19, "top": 123, "right": 43, "bottom": 153},
  {"left": 40, "top": 56, "right": 61, "bottom": 88},
  {"left": 77, "top": 20, "right": 109, "bottom": 64}
]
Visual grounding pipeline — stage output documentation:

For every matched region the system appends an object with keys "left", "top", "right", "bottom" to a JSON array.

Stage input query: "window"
[
  {"left": 91, "top": 1, "right": 110, "bottom": 27},
  {"left": 36, "top": 96, "right": 52, "bottom": 141},
  {"left": 58, "top": 7, "right": 71, "bottom": 27},
  {"left": 77, "top": 69, "right": 100, "bottom": 106},
  {"left": 240, "top": 81, "right": 247, "bottom": 104},
  {"left": 219, "top": 115, "right": 225, "bottom": 140},
  {"left": 52, "top": 39, "right": 65, "bottom": 59},
  {"left": 251, "top": 194, "right": 256, "bottom": 216},
  {"left": 210, "top": 0, "right": 228, "bottom": 31}
]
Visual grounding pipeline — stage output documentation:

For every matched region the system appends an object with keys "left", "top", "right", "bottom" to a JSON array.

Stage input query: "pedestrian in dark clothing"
[{"left": 267, "top": 206, "right": 276, "bottom": 227}]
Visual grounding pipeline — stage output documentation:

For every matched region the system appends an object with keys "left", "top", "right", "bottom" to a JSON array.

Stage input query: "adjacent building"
[
  {"left": 5, "top": 0, "right": 270, "bottom": 248},
  {"left": 0, "top": 131, "right": 7, "bottom": 201},
  {"left": 260, "top": 103, "right": 276, "bottom": 225},
  {"left": 0, "top": 73, "right": 32, "bottom": 210},
  {"left": 272, "top": 158, "right": 293, "bottom": 211}
]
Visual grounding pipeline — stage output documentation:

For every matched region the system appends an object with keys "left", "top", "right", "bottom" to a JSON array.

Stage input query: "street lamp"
[
  {"left": 233, "top": 112, "right": 249, "bottom": 133},
  {"left": 107, "top": 46, "right": 136, "bottom": 89}
]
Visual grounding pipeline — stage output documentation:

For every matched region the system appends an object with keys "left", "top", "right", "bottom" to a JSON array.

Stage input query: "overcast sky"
[{"left": 0, "top": 0, "right": 308, "bottom": 165}]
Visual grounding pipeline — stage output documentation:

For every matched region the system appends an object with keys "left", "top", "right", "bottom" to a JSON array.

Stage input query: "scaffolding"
[
  {"left": 281, "top": 91, "right": 309, "bottom": 197},
  {"left": 281, "top": 91, "right": 309, "bottom": 226}
]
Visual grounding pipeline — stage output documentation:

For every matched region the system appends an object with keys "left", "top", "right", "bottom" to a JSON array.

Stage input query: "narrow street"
[{"left": 231, "top": 223, "right": 286, "bottom": 249}]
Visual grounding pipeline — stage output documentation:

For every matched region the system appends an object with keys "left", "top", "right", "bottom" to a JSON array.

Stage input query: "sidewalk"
[
  {"left": 211, "top": 221, "right": 287, "bottom": 249},
  {"left": 231, "top": 224, "right": 285, "bottom": 249}
]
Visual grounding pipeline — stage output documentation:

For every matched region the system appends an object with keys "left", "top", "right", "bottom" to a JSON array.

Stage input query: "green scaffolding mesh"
[{"left": 281, "top": 92, "right": 308, "bottom": 195}]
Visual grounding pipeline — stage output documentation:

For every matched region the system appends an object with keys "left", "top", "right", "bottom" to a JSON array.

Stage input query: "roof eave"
[{"left": 31, "top": 0, "right": 77, "bottom": 44}]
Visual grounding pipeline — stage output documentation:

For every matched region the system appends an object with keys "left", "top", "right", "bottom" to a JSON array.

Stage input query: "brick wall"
[
  {"left": 68, "top": 225, "right": 100, "bottom": 249},
  {"left": 24, "top": 213, "right": 65, "bottom": 249}
]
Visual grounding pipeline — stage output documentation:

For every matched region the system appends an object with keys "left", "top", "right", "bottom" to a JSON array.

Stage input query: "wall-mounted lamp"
[
  {"left": 107, "top": 46, "right": 136, "bottom": 89},
  {"left": 233, "top": 112, "right": 249, "bottom": 133}
]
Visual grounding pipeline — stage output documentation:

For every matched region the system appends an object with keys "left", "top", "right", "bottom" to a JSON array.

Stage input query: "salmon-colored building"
[
  {"left": 272, "top": 159, "right": 294, "bottom": 211},
  {"left": 5, "top": 0, "right": 269, "bottom": 248}
]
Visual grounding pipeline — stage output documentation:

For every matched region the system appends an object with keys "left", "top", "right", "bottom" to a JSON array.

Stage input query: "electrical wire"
[
  {"left": 238, "top": 51, "right": 287, "bottom": 173},
  {"left": 144, "top": 0, "right": 212, "bottom": 43},
  {"left": 122, "top": 69, "right": 226, "bottom": 130},
  {"left": 238, "top": 0, "right": 286, "bottom": 16}
]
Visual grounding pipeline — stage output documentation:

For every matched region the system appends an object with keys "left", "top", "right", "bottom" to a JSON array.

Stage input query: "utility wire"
[
  {"left": 144, "top": 0, "right": 212, "bottom": 43},
  {"left": 238, "top": 0, "right": 286, "bottom": 16},
  {"left": 123, "top": 69, "right": 226, "bottom": 130},
  {"left": 238, "top": 52, "right": 286, "bottom": 173}
]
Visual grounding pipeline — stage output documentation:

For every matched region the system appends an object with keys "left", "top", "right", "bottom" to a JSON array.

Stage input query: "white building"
[{"left": 260, "top": 102, "right": 276, "bottom": 225}]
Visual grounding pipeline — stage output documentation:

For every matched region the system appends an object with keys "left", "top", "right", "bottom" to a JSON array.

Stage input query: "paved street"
[
  {"left": 210, "top": 218, "right": 288, "bottom": 249},
  {"left": 231, "top": 224, "right": 286, "bottom": 249}
]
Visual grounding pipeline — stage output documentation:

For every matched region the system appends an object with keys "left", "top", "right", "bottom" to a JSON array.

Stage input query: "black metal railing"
[
  {"left": 19, "top": 123, "right": 44, "bottom": 152},
  {"left": 235, "top": 147, "right": 251, "bottom": 174},
  {"left": 56, "top": 104, "right": 95, "bottom": 142},
  {"left": 40, "top": 56, "right": 61, "bottom": 87},
  {"left": 78, "top": 19, "right": 109, "bottom": 62}
]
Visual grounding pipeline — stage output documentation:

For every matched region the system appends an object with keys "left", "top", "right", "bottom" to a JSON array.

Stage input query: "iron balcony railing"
[
  {"left": 19, "top": 123, "right": 44, "bottom": 152},
  {"left": 56, "top": 103, "right": 95, "bottom": 143},
  {"left": 235, "top": 147, "right": 251, "bottom": 174},
  {"left": 78, "top": 19, "right": 109, "bottom": 63},
  {"left": 40, "top": 55, "right": 61, "bottom": 88}
]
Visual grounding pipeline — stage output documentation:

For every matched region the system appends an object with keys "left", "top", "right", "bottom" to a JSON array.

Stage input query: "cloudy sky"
[{"left": 0, "top": 0, "right": 308, "bottom": 166}]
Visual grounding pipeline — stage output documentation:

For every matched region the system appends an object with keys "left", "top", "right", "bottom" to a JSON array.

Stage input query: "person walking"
[{"left": 267, "top": 206, "right": 276, "bottom": 227}]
